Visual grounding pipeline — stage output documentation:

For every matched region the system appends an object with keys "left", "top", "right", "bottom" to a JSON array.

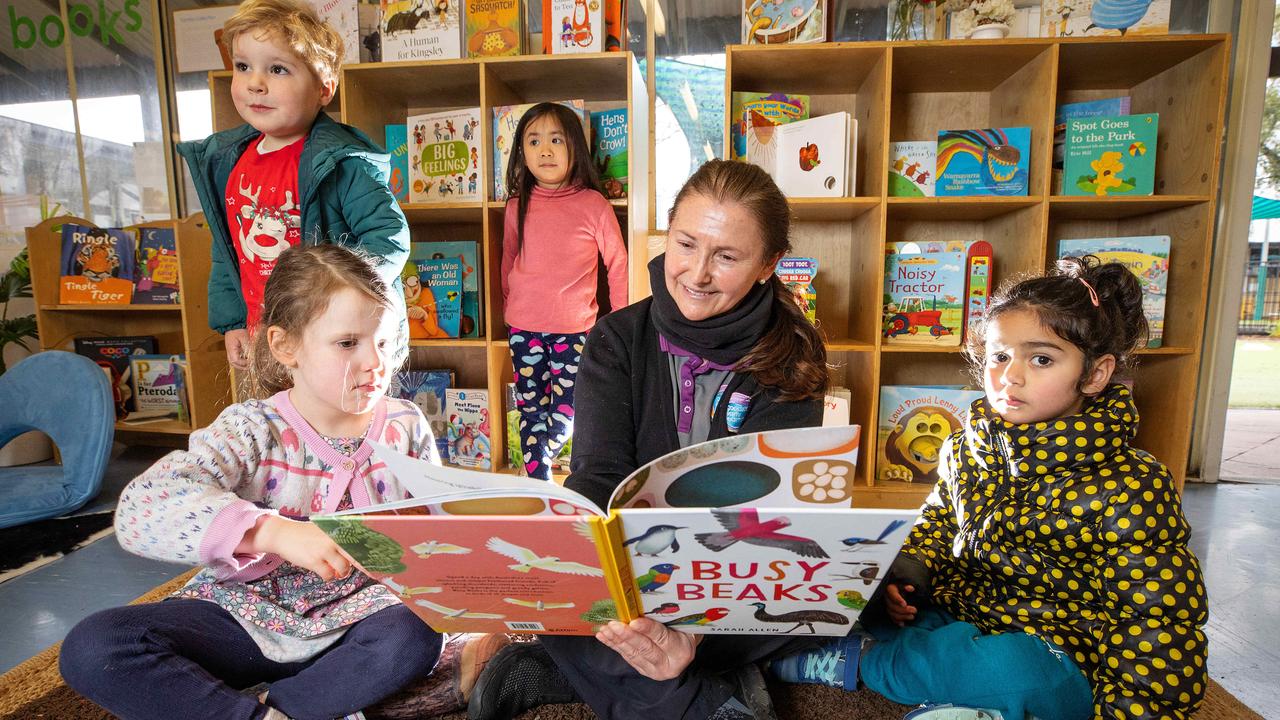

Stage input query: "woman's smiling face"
[{"left": 663, "top": 193, "right": 777, "bottom": 322}]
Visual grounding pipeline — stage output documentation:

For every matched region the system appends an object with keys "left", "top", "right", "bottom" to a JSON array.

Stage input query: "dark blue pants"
[
  {"left": 541, "top": 633, "right": 820, "bottom": 720},
  {"left": 507, "top": 327, "right": 585, "bottom": 481},
  {"left": 60, "top": 599, "right": 442, "bottom": 720}
]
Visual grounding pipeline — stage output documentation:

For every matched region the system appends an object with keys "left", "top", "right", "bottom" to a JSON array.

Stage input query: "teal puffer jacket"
[
  {"left": 900, "top": 384, "right": 1208, "bottom": 720},
  {"left": 177, "top": 114, "right": 409, "bottom": 334}
]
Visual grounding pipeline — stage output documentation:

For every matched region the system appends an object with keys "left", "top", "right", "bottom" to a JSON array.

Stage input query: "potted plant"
[
  {"left": 0, "top": 246, "right": 53, "bottom": 465},
  {"left": 890, "top": 0, "right": 939, "bottom": 41},
  {"left": 945, "top": 0, "right": 1016, "bottom": 39}
]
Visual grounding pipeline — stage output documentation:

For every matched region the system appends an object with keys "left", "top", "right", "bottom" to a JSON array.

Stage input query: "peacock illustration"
[
  {"left": 748, "top": 602, "right": 850, "bottom": 634},
  {"left": 314, "top": 518, "right": 407, "bottom": 574}
]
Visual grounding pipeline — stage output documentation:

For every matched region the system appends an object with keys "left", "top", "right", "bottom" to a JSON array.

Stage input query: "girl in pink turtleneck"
[{"left": 501, "top": 102, "right": 627, "bottom": 481}]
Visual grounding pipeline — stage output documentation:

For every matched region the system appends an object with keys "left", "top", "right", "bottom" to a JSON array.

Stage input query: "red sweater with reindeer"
[{"left": 225, "top": 136, "right": 305, "bottom": 331}]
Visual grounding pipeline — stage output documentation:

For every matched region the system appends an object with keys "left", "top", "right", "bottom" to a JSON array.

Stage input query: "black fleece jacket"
[{"left": 566, "top": 297, "right": 825, "bottom": 509}]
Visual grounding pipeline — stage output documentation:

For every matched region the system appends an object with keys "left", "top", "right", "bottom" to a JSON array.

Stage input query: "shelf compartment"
[
  {"left": 340, "top": 60, "right": 482, "bottom": 140},
  {"left": 788, "top": 197, "right": 879, "bottom": 222},
  {"left": 1126, "top": 353, "right": 1199, "bottom": 486},
  {"left": 482, "top": 53, "right": 632, "bottom": 105},
  {"left": 825, "top": 349, "right": 877, "bottom": 487},
  {"left": 727, "top": 44, "right": 890, "bottom": 197},
  {"left": 115, "top": 419, "right": 193, "bottom": 435},
  {"left": 1048, "top": 195, "right": 1210, "bottom": 220},
  {"left": 791, "top": 205, "right": 883, "bottom": 346},
  {"left": 40, "top": 304, "right": 182, "bottom": 312},
  {"left": 1055, "top": 36, "right": 1229, "bottom": 197},
  {"left": 401, "top": 202, "right": 485, "bottom": 224},
  {"left": 887, "top": 197, "right": 1040, "bottom": 221}
]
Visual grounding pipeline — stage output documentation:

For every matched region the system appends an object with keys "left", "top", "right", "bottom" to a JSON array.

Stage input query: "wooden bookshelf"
[
  {"left": 26, "top": 214, "right": 232, "bottom": 436},
  {"left": 209, "top": 52, "right": 648, "bottom": 471},
  {"left": 725, "top": 35, "right": 1230, "bottom": 493}
]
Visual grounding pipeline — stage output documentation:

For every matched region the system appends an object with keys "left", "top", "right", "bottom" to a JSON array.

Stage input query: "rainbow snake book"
[{"left": 315, "top": 426, "right": 917, "bottom": 636}]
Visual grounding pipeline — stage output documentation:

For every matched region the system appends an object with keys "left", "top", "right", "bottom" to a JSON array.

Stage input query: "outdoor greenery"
[
  {"left": 0, "top": 247, "right": 36, "bottom": 376},
  {"left": 1257, "top": 8, "right": 1280, "bottom": 192},
  {"left": 1229, "top": 338, "right": 1280, "bottom": 408}
]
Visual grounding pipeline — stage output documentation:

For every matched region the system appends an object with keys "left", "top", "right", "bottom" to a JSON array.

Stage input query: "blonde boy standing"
[{"left": 178, "top": 0, "right": 409, "bottom": 369}]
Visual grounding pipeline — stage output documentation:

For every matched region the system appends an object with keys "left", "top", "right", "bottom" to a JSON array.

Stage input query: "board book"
[
  {"left": 408, "top": 108, "right": 482, "bottom": 203},
  {"left": 773, "top": 113, "right": 855, "bottom": 198},
  {"left": 1062, "top": 113, "right": 1158, "bottom": 197},
  {"left": 59, "top": 224, "right": 135, "bottom": 304},
  {"left": 730, "top": 92, "right": 808, "bottom": 163},
  {"left": 935, "top": 127, "right": 1031, "bottom": 197},
  {"left": 411, "top": 242, "right": 482, "bottom": 337},
  {"left": 73, "top": 335, "right": 156, "bottom": 415},
  {"left": 775, "top": 257, "right": 817, "bottom": 324},
  {"left": 888, "top": 141, "right": 936, "bottom": 197},
  {"left": 883, "top": 241, "right": 967, "bottom": 347},
  {"left": 133, "top": 227, "right": 180, "bottom": 305},
  {"left": 403, "top": 255, "right": 464, "bottom": 339},
  {"left": 1052, "top": 97, "right": 1130, "bottom": 194},
  {"left": 1058, "top": 235, "right": 1170, "bottom": 348},
  {"left": 315, "top": 425, "right": 917, "bottom": 636},
  {"left": 445, "top": 388, "right": 492, "bottom": 469},
  {"left": 877, "top": 386, "right": 983, "bottom": 485}
]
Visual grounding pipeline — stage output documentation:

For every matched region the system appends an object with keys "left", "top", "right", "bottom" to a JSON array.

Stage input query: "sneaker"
[
  {"left": 466, "top": 642, "right": 579, "bottom": 720},
  {"left": 766, "top": 633, "right": 865, "bottom": 690}
]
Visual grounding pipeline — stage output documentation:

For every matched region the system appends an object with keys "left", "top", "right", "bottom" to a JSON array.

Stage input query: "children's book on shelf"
[
  {"left": 492, "top": 100, "right": 587, "bottom": 200},
  {"left": 591, "top": 108, "right": 628, "bottom": 200},
  {"left": 413, "top": 241, "right": 482, "bottom": 337},
  {"left": 742, "top": 0, "right": 827, "bottom": 45},
  {"left": 745, "top": 110, "right": 781, "bottom": 181},
  {"left": 935, "top": 127, "right": 1031, "bottom": 197},
  {"left": 823, "top": 386, "right": 851, "bottom": 427},
  {"left": 1062, "top": 113, "right": 1158, "bottom": 197},
  {"left": 1041, "top": 0, "right": 1169, "bottom": 37},
  {"left": 132, "top": 227, "right": 180, "bottom": 305},
  {"left": 542, "top": 0, "right": 603, "bottom": 54},
  {"left": 59, "top": 224, "right": 135, "bottom": 305},
  {"left": 445, "top": 388, "right": 492, "bottom": 470},
  {"left": 773, "top": 113, "right": 855, "bottom": 198},
  {"left": 1058, "top": 235, "right": 1170, "bottom": 348},
  {"left": 381, "top": 0, "right": 461, "bottom": 61},
  {"left": 888, "top": 141, "right": 936, "bottom": 197},
  {"left": 129, "top": 354, "right": 188, "bottom": 423},
  {"left": 877, "top": 386, "right": 983, "bottom": 485},
  {"left": 1052, "top": 97, "right": 1130, "bottom": 193},
  {"left": 392, "top": 369, "right": 454, "bottom": 461},
  {"left": 465, "top": 0, "right": 521, "bottom": 56},
  {"left": 964, "top": 241, "right": 994, "bottom": 341},
  {"left": 730, "top": 92, "right": 809, "bottom": 163},
  {"left": 74, "top": 336, "right": 157, "bottom": 416},
  {"left": 313, "top": 425, "right": 918, "bottom": 636},
  {"left": 403, "top": 255, "right": 464, "bottom": 339},
  {"left": 882, "top": 241, "right": 967, "bottom": 347},
  {"left": 603, "top": 0, "right": 626, "bottom": 50},
  {"left": 408, "top": 108, "right": 482, "bottom": 204},
  {"left": 775, "top": 257, "right": 817, "bottom": 324},
  {"left": 385, "top": 124, "right": 410, "bottom": 202},
  {"left": 308, "top": 0, "right": 360, "bottom": 65}
]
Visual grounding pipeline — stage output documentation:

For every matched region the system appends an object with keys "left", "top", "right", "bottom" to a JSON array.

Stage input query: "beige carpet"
[{"left": 0, "top": 570, "right": 1261, "bottom": 720}]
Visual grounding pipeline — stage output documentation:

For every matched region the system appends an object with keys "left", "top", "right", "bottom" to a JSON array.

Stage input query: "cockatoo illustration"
[
  {"left": 503, "top": 597, "right": 576, "bottom": 611},
  {"left": 382, "top": 577, "right": 443, "bottom": 597},
  {"left": 410, "top": 540, "right": 472, "bottom": 557},
  {"left": 485, "top": 537, "right": 604, "bottom": 576},
  {"left": 414, "top": 598, "right": 504, "bottom": 620}
]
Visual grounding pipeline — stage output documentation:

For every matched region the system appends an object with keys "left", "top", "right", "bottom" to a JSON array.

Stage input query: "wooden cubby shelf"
[
  {"left": 40, "top": 305, "right": 184, "bottom": 312},
  {"left": 725, "top": 35, "right": 1229, "bottom": 491},
  {"left": 211, "top": 52, "right": 648, "bottom": 469}
]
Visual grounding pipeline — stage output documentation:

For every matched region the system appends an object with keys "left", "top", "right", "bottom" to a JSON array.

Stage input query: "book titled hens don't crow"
[{"left": 314, "top": 426, "right": 916, "bottom": 636}]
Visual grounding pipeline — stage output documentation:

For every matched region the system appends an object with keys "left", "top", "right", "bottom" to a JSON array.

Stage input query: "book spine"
[{"left": 594, "top": 513, "right": 640, "bottom": 623}]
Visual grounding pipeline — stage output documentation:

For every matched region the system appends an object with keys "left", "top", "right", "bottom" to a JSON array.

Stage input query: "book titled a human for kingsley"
[{"left": 314, "top": 426, "right": 917, "bottom": 636}]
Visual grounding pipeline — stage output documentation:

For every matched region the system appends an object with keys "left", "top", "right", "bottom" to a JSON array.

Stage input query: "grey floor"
[{"left": 0, "top": 456, "right": 1276, "bottom": 718}]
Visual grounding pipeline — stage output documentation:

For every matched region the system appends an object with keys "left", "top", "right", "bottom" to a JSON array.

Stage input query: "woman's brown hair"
[
  {"left": 668, "top": 159, "right": 828, "bottom": 401},
  {"left": 247, "top": 244, "right": 405, "bottom": 398}
]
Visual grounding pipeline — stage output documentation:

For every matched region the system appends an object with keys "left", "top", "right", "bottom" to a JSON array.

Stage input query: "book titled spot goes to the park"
[{"left": 313, "top": 426, "right": 917, "bottom": 636}]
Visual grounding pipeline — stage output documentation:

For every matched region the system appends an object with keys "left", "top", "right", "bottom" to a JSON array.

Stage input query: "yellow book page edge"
[{"left": 593, "top": 513, "right": 640, "bottom": 624}]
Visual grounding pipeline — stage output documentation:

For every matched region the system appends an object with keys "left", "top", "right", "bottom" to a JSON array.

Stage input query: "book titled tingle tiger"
[
  {"left": 59, "top": 224, "right": 135, "bottom": 304},
  {"left": 315, "top": 426, "right": 916, "bottom": 636}
]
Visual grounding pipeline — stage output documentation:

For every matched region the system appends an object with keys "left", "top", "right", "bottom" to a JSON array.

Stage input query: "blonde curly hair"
[{"left": 222, "top": 0, "right": 345, "bottom": 87}]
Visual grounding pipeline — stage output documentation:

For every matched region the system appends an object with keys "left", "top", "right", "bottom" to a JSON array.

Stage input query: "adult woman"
[{"left": 468, "top": 160, "right": 828, "bottom": 720}]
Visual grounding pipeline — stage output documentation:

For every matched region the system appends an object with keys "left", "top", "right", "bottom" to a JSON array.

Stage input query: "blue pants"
[
  {"left": 860, "top": 609, "right": 1093, "bottom": 720},
  {"left": 508, "top": 327, "right": 585, "bottom": 481},
  {"left": 60, "top": 598, "right": 442, "bottom": 720}
]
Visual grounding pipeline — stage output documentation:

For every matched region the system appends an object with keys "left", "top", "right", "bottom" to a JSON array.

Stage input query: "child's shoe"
[
  {"left": 903, "top": 705, "right": 1003, "bottom": 720},
  {"left": 766, "top": 632, "right": 868, "bottom": 690}
]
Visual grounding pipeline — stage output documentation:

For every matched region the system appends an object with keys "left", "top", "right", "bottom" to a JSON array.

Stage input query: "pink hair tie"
[{"left": 1078, "top": 277, "right": 1100, "bottom": 307}]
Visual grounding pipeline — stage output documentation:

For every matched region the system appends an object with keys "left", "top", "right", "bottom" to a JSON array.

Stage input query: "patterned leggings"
[{"left": 508, "top": 327, "right": 585, "bottom": 481}]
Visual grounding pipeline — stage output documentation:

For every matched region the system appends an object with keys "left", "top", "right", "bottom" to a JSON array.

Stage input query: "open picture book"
[{"left": 314, "top": 426, "right": 918, "bottom": 636}]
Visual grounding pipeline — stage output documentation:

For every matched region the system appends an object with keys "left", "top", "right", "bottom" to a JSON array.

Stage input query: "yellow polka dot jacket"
[{"left": 898, "top": 383, "right": 1208, "bottom": 720}]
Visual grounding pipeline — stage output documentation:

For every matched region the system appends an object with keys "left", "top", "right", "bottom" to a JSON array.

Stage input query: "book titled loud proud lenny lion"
[{"left": 314, "top": 426, "right": 916, "bottom": 636}]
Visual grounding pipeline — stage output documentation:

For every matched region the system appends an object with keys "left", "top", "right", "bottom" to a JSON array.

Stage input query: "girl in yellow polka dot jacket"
[{"left": 769, "top": 256, "right": 1208, "bottom": 720}]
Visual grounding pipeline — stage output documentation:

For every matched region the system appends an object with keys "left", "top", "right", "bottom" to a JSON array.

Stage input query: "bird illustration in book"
[
  {"left": 623, "top": 524, "right": 685, "bottom": 556},
  {"left": 503, "top": 597, "right": 576, "bottom": 611},
  {"left": 644, "top": 602, "right": 681, "bottom": 616},
  {"left": 695, "top": 509, "right": 828, "bottom": 559},
  {"left": 663, "top": 607, "right": 729, "bottom": 628},
  {"left": 836, "top": 589, "right": 868, "bottom": 611},
  {"left": 485, "top": 537, "right": 604, "bottom": 576},
  {"left": 414, "top": 598, "right": 504, "bottom": 620},
  {"left": 635, "top": 563, "right": 680, "bottom": 593},
  {"left": 841, "top": 519, "right": 908, "bottom": 552},
  {"left": 749, "top": 602, "right": 850, "bottom": 634},
  {"left": 1087, "top": 0, "right": 1154, "bottom": 36},
  {"left": 410, "top": 540, "right": 472, "bottom": 557},
  {"left": 383, "top": 577, "right": 443, "bottom": 597},
  {"left": 832, "top": 561, "right": 880, "bottom": 584}
]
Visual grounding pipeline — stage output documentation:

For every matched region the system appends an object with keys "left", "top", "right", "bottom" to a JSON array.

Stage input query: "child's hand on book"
[
  {"left": 595, "top": 618, "right": 702, "bottom": 681},
  {"left": 252, "top": 515, "right": 353, "bottom": 582},
  {"left": 885, "top": 582, "right": 918, "bottom": 627}
]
